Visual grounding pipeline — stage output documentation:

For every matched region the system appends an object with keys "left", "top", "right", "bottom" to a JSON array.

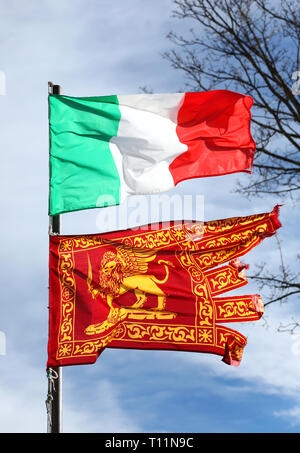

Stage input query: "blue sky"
[{"left": 0, "top": 0, "right": 300, "bottom": 433}]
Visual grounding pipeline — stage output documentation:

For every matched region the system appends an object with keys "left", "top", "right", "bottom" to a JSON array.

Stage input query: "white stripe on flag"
[{"left": 110, "top": 93, "right": 187, "bottom": 195}]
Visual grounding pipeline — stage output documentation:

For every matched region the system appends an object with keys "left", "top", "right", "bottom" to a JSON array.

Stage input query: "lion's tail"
[{"left": 154, "top": 260, "right": 174, "bottom": 285}]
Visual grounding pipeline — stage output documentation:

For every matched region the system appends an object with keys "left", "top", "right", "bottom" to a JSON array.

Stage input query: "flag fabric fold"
[
  {"left": 47, "top": 206, "right": 281, "bottom": 368},
  {"left": 49, "top": 90, "right": 255, "bottom": 215}
]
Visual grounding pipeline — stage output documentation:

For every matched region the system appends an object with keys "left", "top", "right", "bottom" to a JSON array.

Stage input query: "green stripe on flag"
[{"left": 49, "top": 94, "right": 121, "bottom": 215}]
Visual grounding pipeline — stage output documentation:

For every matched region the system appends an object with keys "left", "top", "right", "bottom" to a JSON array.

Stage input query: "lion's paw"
[{"left": 84, "top": 308, "right": 128, "bottom": 335}]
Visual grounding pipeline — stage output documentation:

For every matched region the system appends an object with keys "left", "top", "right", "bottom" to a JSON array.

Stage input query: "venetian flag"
[
  {"left": 47, "top": 206, "right": 281, "bottom": 367},
  {"left": 49, "top": 90, "right": 255, "bottom": 215}
]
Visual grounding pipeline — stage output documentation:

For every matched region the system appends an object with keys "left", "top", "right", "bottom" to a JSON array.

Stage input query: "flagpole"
[{"left": 46, "top": 81, "right": 62, "bottom": 433}]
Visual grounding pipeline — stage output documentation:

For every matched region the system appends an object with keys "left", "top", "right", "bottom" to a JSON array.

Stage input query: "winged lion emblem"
[{"left": 85, "top": 247, "right": 176, "bottom": 335}]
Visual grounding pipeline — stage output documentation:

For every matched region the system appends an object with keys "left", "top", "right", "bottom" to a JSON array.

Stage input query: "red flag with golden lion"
[{"left": 47, "top": 206, "right": 281, "bottom": 367}]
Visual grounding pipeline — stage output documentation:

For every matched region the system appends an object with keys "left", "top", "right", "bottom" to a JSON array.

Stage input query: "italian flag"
[{"left": 49, "top": 90, "right": 255, "bottom": 215}]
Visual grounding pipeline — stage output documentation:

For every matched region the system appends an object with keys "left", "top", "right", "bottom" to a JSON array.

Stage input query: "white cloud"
[
  {"left": 0, "top": 0, "right": 299, "bottom": 434},
  {"left": 62, "top": 378, "right": 141, "bottom": 433},
  {"left": 274, "top": 406, "right": 300, "bottom": 427},
  {"left": 182, "top": 301, "right": 300, "bottom": 399},
  {"left": 0, "top": 350, "right": 140, "bottom": 433}
]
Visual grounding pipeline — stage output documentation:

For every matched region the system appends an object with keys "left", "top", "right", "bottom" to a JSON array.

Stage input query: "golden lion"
[{"left": 85, "top": 247, "right": 176, "bottom": 335}]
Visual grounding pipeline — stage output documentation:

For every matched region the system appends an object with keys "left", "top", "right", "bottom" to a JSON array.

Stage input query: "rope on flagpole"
[{"left": 45, "top": 368, "right": 59, "bottom": 431}]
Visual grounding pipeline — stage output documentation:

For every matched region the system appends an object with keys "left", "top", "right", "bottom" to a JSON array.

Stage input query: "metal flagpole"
[{"left": 46, "top": 81, "right": 62, "bottom": 433}]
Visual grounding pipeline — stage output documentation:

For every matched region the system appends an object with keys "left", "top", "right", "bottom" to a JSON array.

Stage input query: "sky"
[{"left": 0, "top": 0, "right": 300, "bottom": 433}]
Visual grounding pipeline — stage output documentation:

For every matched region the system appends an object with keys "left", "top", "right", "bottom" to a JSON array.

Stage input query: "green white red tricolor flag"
[{"left": 49, "top": 90, "right": 255, "bottom": 215}]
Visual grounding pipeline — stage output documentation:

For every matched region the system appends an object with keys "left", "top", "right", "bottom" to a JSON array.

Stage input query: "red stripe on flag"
[{"left": 169, "top": 90, "right": 256, "bottom": 185}]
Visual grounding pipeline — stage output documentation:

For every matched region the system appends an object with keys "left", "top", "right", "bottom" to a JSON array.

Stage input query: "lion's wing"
[{"left": 116, "top": 246, "right": 157, "bottom": 277}]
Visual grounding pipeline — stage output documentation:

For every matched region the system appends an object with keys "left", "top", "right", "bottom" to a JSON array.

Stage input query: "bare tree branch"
[
  {"left": 164, "top": 0, "right": 300, "bottom": 199},
  {"left": 164, "top": 0, "right": 300, "bottom": 315}
]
